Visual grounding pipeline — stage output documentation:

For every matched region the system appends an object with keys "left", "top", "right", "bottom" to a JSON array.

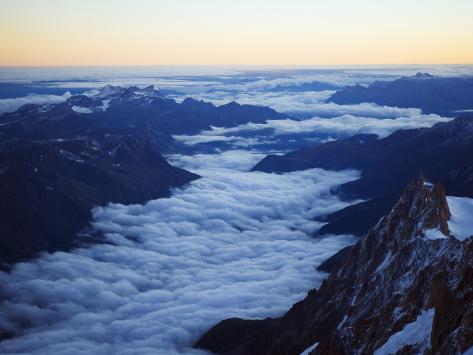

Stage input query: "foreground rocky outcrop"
[{"left": 196, "top": 177, "right": 473, "bottom": 355}]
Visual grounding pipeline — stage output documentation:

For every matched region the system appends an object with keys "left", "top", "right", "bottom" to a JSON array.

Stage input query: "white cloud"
[
  {"left": 0, "top": 92, "right": 71, "bottom": 115},
  {"left": 0, "top": 151, "right": 360, "bottom": 355},
  {"left": 189, "top": 90, "right": 441, "bottom": 119},
  {"left": 167, "top": 150, "right": 267, "bottom": 173},
  {"left": 174, "top": 113, "right": 452, "bottom": 147},
  {"left": 249, "top": 113, "right": 450, "bottom": 137},
  {"left": 172, "top": 133, "right": 275, "bottom": 148}
]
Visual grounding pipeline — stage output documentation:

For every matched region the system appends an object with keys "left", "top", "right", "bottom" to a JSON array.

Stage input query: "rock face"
[
  {"left": 253, "top": 117, "right": 473, "bottom": 236},
  {"left": 0, "top": 135, "right": 198, "bottom": 267},
  {"left": 196, "top": 177, "right": 473, "bottom": 355},
  {"left": 328, "top": 73, "right": 473, "bottom": 116}
]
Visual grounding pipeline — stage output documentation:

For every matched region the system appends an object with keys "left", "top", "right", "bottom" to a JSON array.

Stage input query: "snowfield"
[
  {"left": 447, "top": 196, "right": 473, "bottom": 241},
  {"left": 374, "top": 308, "right": 435, "bottom": 355}
]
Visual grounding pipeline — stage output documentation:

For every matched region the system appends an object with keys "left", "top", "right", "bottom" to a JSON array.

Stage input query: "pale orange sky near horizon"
[{"left": 1, "top": 0, "right": 472, "bottom": 66}]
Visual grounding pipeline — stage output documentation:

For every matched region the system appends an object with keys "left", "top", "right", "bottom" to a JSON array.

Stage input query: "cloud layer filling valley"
[{"left": 0, "top": 151, "right": 359, "bottom": 355}]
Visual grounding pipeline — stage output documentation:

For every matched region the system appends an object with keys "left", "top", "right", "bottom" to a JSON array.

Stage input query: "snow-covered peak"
[
  {"left": 374, "top": 176, "right": 452, "bottom": 244},
  {"left": 64, "top": 85, "right": 165, "bottom": 114},
  {"left": 94, "top": 85, "right": 162, "bottom": 100},
  {"left": 96, "top": 85, "right": 123, "bottom": 98}
]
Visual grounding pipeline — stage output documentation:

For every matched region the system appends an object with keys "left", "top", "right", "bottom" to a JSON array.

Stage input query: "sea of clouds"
[
  {"left": 0, "top": 151, "right": 359, "bottom": 354},
  {"left": 174, "top": 113, "right": 451, "bottom": 148}
]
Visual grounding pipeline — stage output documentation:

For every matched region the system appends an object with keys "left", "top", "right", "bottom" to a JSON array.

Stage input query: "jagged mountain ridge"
[
  {"left": 0, "top": 86, "right": 287, "bottom": 139},
  {"left": 196, "top": 177, "right": 473, "bottom": 355},
  {"left": 0, "top": 85, "right": 286, "bottom": 143},
  {"left": 253, "top": 116, "right": 473, "bottom": 237}
]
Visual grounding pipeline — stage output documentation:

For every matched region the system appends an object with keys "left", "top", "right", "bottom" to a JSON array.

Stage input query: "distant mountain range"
[
  {"left": 1, "top": 85, "right": 285, "bottom": 138},
  {"left": 0, "top": 86, "right": 284, "bottom": 266},
  {"left": 328, "top": 73, "right": 473, "bottom": 116}
]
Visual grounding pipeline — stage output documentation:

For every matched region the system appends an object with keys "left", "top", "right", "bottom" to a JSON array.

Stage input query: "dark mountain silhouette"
[
  {"left": 329, "top": 73, "right": 473, "bottom": 116},
  {"left": 0, "top": 136, "right": 198, "bottom": 267}
]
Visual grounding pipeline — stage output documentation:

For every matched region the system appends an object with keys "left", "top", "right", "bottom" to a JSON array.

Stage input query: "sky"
[{"left": 0, "top": 0, "right": 472, "bottom": 66}]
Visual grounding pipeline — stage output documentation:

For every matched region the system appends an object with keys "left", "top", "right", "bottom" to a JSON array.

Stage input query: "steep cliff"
[{"left": 196, "top": 177, "right": 473, "bottom": 355}]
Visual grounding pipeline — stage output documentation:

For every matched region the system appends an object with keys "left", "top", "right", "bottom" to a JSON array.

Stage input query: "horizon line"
[{"left": 1, "top": 63, "right": 473, "bottom": 69}]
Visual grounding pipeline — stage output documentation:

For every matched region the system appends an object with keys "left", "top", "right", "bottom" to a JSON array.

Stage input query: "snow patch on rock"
[
  {"left": 374, "top": 308, "right": 435, "bottom": 355},
  {"left": 72, "top": 105, "right": 93, "bottom": 114},
  {"left": 424, "top": 228, "right": 448, "bottom": 240},
  {"left": 99, "top": 99, "right": 112, "bottom": 111},
  {"left": 300, "top": 342, "right": 319, "bottom": 355}
]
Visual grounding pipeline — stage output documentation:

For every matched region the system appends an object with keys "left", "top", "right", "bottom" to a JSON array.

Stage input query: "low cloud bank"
[
  {"left": 173, "top": 87, "right": 452, "bottom": 149},
  {"left": 191, "top": 90, "right": 448, "bottom": 119},
  {"left": 0, "top": 92, "right": 71, "bottom": 115},
  {"left": 0, "top": 151, "right": 359, "bottom": 355},
  {"left": 174, "top": 113, "right": 451, "bottom": 147}
]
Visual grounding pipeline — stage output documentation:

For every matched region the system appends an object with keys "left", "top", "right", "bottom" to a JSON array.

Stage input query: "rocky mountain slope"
[
  {"left": 253, "top": 116, "right": 473, "bottom": 236},
  {"left": 328, "top": 73, "right": 473, "bottom": 116},
  {"left": 196, "top": 177, "right": 473, "bottom": 355},
  {"left": 0, "top": 135, "right": 198, "bottom": 267}
]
